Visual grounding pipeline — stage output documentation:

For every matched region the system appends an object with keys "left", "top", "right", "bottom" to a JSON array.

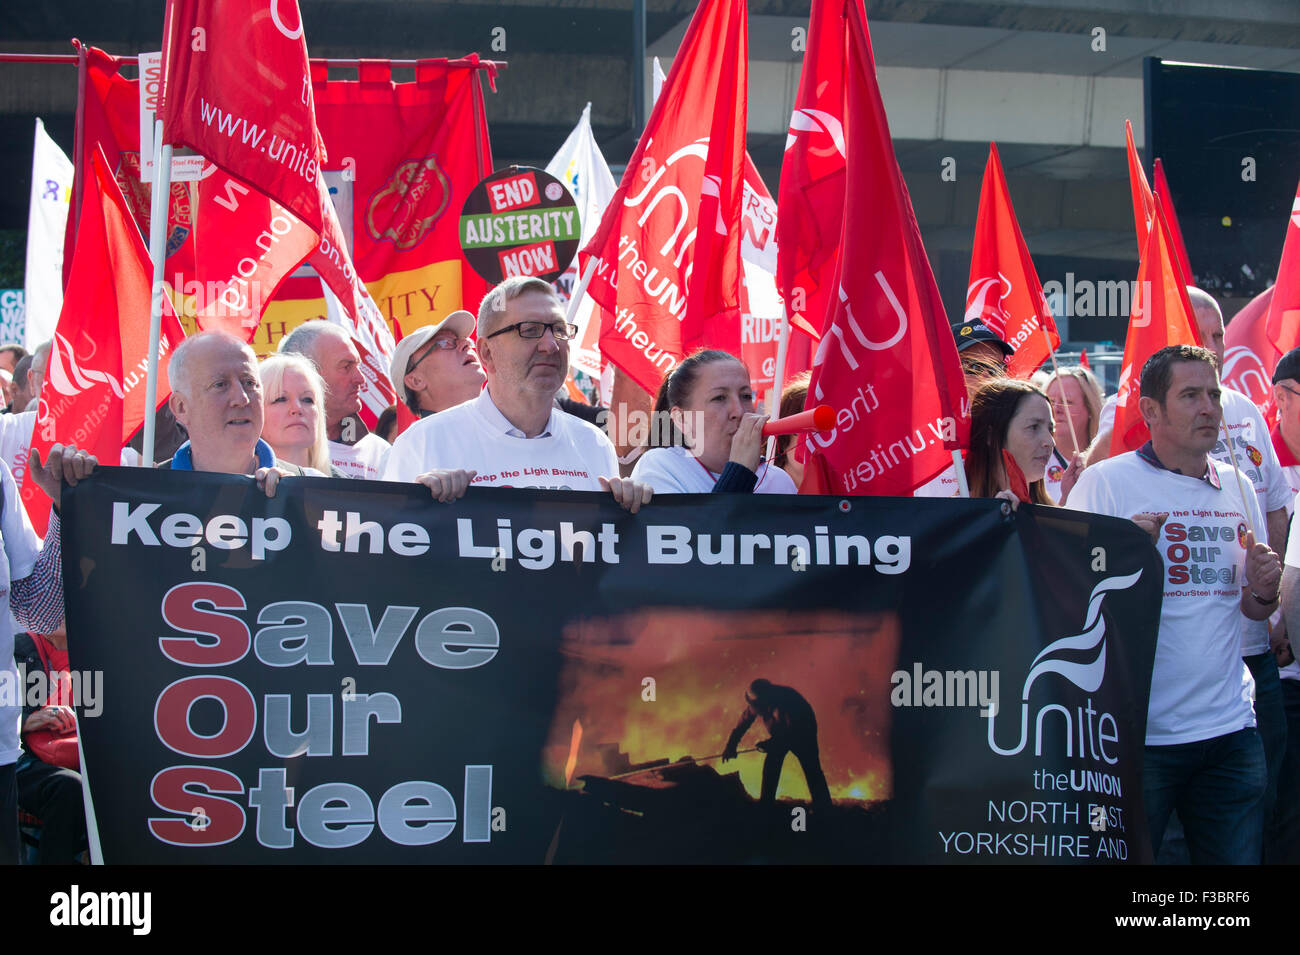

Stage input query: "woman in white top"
[
  {"left": 631, "top": 350, "right": 797, "bottom": 494},
  {"left": 258, "top": 353, "right": 333, "bottom": 476}
]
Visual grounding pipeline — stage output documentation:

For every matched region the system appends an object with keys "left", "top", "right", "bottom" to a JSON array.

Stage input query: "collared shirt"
[
  {"left": 166, "top": 439, "right": 277, "bottom": 471},
  {"left": 1135, "top": 440, "right": 1222, "bottom": 489},
  {"left": 476, "top": 387, "right": 556, "bottom": 439},
  {"left": 383, "top": 387, "right": 618, "bottom": 489}
]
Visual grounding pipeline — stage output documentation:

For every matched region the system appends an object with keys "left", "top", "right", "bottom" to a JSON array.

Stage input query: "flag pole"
[
  {"left": 952, "top": 450, "right": 970, "bottom": 497},
  {"left": 1041, "top": 327, "right": 1080, "bottom": 452},
  {"left": 767, "top": 305, "right": 792, "bottom": 459},
  {"left": 142, "top": 117, "right": 172, "bottom": 468},
  {"left": 564, "top": 257, "right": 597, "bottom": 326},
  {"left": 1219, "top": 419, "right": 1261, "bottom": 541}
]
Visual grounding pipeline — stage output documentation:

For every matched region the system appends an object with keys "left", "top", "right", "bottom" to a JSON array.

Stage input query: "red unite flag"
[
  {"left": 24, "top": 148, "right": 186, "bottom": 532},
  {"left": 1153, "top": 158, "right": 1194, "bottom": 286},
  {"left": 583, "top": 0, "right": 748, "bottom": 395},
  {"left": 161, "top": 0, "right": 325, "bottom": 231},
  {"left": 965, "top": 143, "right": 1060, "bottom": 379},
  {"left": 1223, "top": 286, "right": 1277, "bottom": 409},
  {"left": 1110, "top": 197, "right": 1202, "bottom": 455},
  {"left": 182, "top": 171, "right": 319, "bottom": 339},
  {"left": 802, "top": 0, "right": 969, "bottom": 496},
  {"left": 1265, "top": 176, "right": 1300, "bottom": 363},
  {"left": 777, "top": 0, "right": 846, "bottom": 344},
  {"left": 1125, "top": 120, "right": 1155, "bottom": 255}
]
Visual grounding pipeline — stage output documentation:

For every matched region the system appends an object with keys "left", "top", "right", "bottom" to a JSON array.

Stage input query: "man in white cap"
[
  {"left": 389, "top": 310, "right": 485, "bottom": 419},
  {"left": 383, "top": 276, "right": 651, "bottom": 511}
]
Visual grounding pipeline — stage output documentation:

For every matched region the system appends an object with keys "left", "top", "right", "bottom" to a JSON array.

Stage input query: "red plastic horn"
[{"left": 761, "top": 405, "right": 836, "bottom": 437}]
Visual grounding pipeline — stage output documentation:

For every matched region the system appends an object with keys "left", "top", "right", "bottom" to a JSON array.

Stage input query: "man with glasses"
[
  {"left": 390, "top": 310, "right": 486, "bottom": 419},
  {"left": 383, "top": 276, "right": 652, "bottom": 511}
]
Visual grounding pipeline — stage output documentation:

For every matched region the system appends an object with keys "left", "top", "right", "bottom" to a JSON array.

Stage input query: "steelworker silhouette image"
[{"left": 722, "top": 679, "right": 832, "bottom": 809}]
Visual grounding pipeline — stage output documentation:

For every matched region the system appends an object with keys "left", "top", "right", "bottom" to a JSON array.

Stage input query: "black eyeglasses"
[
  {"left": 405, "top": 336, "right": 461, "bottom": 374},
  {"left": 1279, "top": 383, "right": 1300, "bottom": 399},
  {"left": 486, "top": 321, "right": 579, "bottom": 341}
]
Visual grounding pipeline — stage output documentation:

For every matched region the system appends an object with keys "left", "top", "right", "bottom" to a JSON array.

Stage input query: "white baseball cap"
[{"left": 390, "top": 310, "right": 476, "bottom": 407}]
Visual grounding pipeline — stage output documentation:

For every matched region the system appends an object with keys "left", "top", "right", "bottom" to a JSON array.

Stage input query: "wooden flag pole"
[{"left": 1219, "top": 418, "right": 1260, "bottom": 542}]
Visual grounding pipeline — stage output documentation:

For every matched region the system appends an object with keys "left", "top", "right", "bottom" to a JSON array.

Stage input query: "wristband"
[{"left": 1251, "top": 590, "right": 1278, "bottom": 605}]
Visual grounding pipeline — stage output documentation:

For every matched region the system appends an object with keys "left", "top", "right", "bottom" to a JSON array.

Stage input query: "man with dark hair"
[
  {"left": 722, "top": 679, "right": 831, "bottom": 810},
  {"left": 1071, "top": 344, "right": 1281, "bottom": 864},
  {"left": 0, "top": 344, "right": 26, "bottom": 377},
  {"left": 383, "top": 276, "right": 651, "bottom": 511}
]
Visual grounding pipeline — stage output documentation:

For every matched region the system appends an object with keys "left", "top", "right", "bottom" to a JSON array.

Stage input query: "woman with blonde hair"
[
  {"left": 258, "top": 353, "right": 334, "bottom": 475},
  {"left": 1042, "top": 365, "right": 1103, "bottom": 502}
]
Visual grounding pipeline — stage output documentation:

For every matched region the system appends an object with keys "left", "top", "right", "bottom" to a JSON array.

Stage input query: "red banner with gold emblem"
[{"left": 258, "top": 59, "right": 494, "bottom": 355}]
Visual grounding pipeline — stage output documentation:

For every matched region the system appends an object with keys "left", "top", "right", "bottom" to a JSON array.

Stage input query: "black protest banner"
[{"left": 63, "top": 469, "right": 1161, "bottom": 863}]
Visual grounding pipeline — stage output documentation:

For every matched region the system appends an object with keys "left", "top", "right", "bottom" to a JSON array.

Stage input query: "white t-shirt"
[
  {"left": 330, "top": 432, "right": 391, "bottom": 480},
  {"left": 0, "top": 411, "right": 35, "bottom": 479},
  {"left": 631, "top": 446, "right": 797, "bottom": 494},
  {"left": 0, "top": 460, "right": 42, "bottom": 766},
  {"left": 1217, "top": 388, "right": 1290, "bottom": 654},
  {"left": 914, "top": 460, "right": 962, "bottom": 498},
  {"left": 383, "top": 388, "right": 619, "bottom": 490},
  {"left": 1043, "top": 448, "right": 1069, "bottom": 505},
  {"left": 1099, "top": 388, "right": 1284, "bottom": 654},
  {"left": 1097, "top": 393, "right": 1117, "bottom": 435},
  {"left": 1069, "top": 450, "right": 1263, "bottom": 745}
]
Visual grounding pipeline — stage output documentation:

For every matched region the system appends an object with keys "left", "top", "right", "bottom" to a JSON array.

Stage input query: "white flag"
[
  {"left": 23, "top": 118, "right": 73, "bottom": 349},
  {"left": 653, "top": 56, "right": 667, "bottom": 104},
  {"left": 546, "top": 103, "right": 617, "bottom": 380}
]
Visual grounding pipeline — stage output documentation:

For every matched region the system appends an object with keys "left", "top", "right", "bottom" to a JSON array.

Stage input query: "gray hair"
[
  {"left": 278, "top": 320, "right": 352, "bottom": 363},
  {"left": 259, "top": 353, "right": 332, "bottom": 472},
  {"left": 169, "top": 330, "right": 256, "bottom": 399},
  {"left": 476, "top": 276, "right": 558, "bottom": 338}
]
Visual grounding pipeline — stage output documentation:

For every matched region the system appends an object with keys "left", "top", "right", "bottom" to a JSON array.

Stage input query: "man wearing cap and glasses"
[
  {"left": 390, "top": 309, "right": 486, "bottom": 419},
  {"left": 384, "top": 276, "right": 652, "bottom": 512},
  {"left": 914, "top": 319, "right": 1013, "bottom": 497}
]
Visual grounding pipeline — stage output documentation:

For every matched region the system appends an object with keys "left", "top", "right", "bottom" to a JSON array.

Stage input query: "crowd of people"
[{"left": 0, "top": 274, "right": 1295, "bottom": 865}]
